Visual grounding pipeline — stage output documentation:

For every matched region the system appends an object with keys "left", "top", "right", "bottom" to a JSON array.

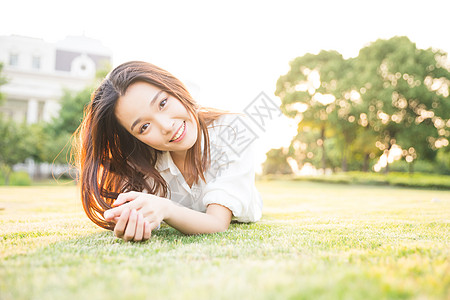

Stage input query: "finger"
[
  {"left": 143, "top": 221, "right": 152, "bottom": 241},
  {"left": 105, "top": 198, "right": 142, "bottom": 220},
  {"left": 113, "top": 191, "right": 141, "bottom": 207},
  {"left": 149, "top": 221, "right": 161, "bottom": 232},
  {"left": 104, "top": 207, "right": 123, "bottom": 221},
  {"left": 123, "top": 209, "right": 138, "bottom": 242},
  {"left": 114, "top": 208, "right": 130, "bottom": 238},
  {"left": 133, "top": 212, "right": 144, "bottom": 242}
]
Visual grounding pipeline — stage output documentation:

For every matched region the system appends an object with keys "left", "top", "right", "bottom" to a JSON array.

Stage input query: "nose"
[{"left": 154, "top": 115, "right": 174, "bottom": 135}]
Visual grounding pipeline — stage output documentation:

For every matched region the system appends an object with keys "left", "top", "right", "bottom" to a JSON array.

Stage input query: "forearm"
[{"left": 164, "top": 202, "right": 231, "bottom": 235}]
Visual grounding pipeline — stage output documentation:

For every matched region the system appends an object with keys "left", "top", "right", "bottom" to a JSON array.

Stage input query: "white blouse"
[{"left": 153, "top": 114, "right": 263, "bottom": 222}]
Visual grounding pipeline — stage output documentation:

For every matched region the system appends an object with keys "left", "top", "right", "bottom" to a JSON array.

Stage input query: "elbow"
[
  {"left": 204, "top": 205, "right": 233, "bottom": 233},
  {"left": 216, "top": 224, "right": 229, "bottom": 233},
  {"left": 212, "top": 227, "right": 228, "bottom": 234},
  {"left": 214, "top": 219, "right": 230, "bottom": 233}
]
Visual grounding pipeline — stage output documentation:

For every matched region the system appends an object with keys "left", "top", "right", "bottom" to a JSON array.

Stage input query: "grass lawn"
[{"left": 0, "top": 180, "right": 449, "bottom": 300}]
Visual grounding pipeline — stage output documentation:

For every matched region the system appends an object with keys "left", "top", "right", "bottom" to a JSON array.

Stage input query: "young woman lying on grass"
[{"left": 75, "top": 61, "right": 262, "bottom": 242}]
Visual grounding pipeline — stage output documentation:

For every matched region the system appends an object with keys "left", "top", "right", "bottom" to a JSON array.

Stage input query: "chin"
[{"left": 186, "top": 134, "right": 198, "bottom": 149}]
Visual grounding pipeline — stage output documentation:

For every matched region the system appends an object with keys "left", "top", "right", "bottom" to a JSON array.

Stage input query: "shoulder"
[
  {"left": 208, "top": 113, "right": 258, "bottom": 148},
  {"left": 205, "top": 113, "right": 258, "bottom": 165},
  {"left": 208, "top": 112, "right": 242, "bottom": 127},
  {"left": 207, "top": 113, "right": 255, "bottom": 139}
]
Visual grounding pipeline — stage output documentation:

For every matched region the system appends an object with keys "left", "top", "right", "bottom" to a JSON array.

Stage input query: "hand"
[
  {"left": 103, "top": 191, "right": 171, "bottom": 242},
  {"left": 111, "top": 207, "right": 152, "bottom": 242}
]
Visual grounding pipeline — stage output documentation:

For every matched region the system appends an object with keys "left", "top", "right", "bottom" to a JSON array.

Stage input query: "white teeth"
[{"left": 171, "top": 122, "right": 185, "bottom": 141}]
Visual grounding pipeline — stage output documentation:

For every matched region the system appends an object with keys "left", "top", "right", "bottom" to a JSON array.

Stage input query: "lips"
[{"left": 170, "top": 121, "right": 186, "bottom": 142}]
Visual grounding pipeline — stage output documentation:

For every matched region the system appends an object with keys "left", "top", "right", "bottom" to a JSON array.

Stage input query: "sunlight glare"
[{"left": 313, "top": 93, "right": 336, "bottom": 105}]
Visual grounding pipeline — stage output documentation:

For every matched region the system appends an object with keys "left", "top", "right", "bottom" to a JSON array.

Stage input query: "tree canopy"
[{"left": 268, "top": 36, "right": 450, "bottom": 175}]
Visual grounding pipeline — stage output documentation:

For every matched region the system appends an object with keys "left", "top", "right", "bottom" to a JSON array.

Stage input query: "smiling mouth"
[{"left": 170, "top": 121, "right": 186, "bottom": 142}]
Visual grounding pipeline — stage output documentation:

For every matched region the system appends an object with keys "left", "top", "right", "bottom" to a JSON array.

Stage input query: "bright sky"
[{"left": 2, "top": 0, "right": 450, "bottom": 170}]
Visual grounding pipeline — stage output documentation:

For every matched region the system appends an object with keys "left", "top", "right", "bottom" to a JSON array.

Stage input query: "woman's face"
[{"left": 114, "top": 81, "right": 198, "bottom": 156}]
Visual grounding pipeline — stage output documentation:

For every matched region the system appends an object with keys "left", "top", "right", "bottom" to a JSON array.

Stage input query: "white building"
[
  {"left": 0, "top": 35, "right": 112, "bottom": 179},
  {"left": 0, "top": 34, "right": 112, "bottom": 123}
]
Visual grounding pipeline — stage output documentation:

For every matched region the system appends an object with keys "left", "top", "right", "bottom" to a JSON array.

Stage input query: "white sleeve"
[{"left": 202, "top": 115, "right": 263, "bottom": 222}]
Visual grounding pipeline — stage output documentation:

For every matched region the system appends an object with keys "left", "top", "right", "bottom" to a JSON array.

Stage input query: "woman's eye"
[
  {"left": 159, "top": 98, "right": 167, "bottom": 109},
  {"left": 139, "top": 123, "right": 149, "bottom": 134}
]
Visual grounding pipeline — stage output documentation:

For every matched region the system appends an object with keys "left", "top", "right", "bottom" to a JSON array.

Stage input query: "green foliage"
[
  {"left": 0, "top": 118, "right": 33, "bottom": 184},
  {"left": 435, "top": 147, "right": 450, "bottom": 174},
  {"left": 355, "top": 36, "right": 450, "bottom": 162},
  {"left": 288, "top": 127, "right": 327, "bottom": 169},
  {"left": 0, "top": 63, "right": 7, "bottom": 104},
  {"left": 274, "top": 36, "right": 450, "bottom": 174},
  {"left": 40, "top": 85, "right": 96, "bottom": 167},
  {"left": 50, "top": 87, "right": 92, "bottom": 135},
  {"left": 10, "top": 171, "right": 31, "bottom": 186},
  {"left": 0, "top": 171, "right": 31, "bottom": 186},
  {"left": 95, "top": 60, "right": 112, "bottom": 79},
  {"left": 388, "top": 158, "right": 450, "bottom": 174},
  {"left": 275, "top": 171, "right": 450, "bottom": 189},
  {"left": 23, "top": 122, "right": 73, "bottom": 165},
  {"left": 0, "top": 62, "right": 111, "bottom": 182},
  {"left": 42, "top": 63, "right": 111, "bottom": 164},
  {"left": 262, "top": 148, "right": 292, "bottom": 175},
  {"left": 0, "top": 64, "right": 31, "bottom": 183}
]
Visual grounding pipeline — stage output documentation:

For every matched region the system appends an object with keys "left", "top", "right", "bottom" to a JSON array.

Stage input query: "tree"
[
  {"left": 355, "top": 36, "right": 450, "bottom": 172},
  {"left": 275, "top": 50, "right": 362, "bottom": 171},
  {"left": 0, "top": 63, "right": 22, "bottom": 184},
  {"left": 26, "top": 122, "right": 73, "bottom": 178},
  {"left": 262, "top": 148, "right": 292, "bottom": 175},
  {"left": 273, "top": 36, "right": 450, "bottom": 174},
  {"left": 0, "top": 63, "right": 7, "bottom": 104},
  {"left": 50, "top": 87, "right": 93, "bottom": 136},
  {"left": 436, "top": 147, "right": 450, "bottom": 174},
  {"left": 0, "top": 120, "right": 32, "bottom": 184},
  {"left": 45, "top": 62, "right": 111, "bottom": 165},
  {"left": 48, "top": 62, "right": 111, "bottom": 136}
]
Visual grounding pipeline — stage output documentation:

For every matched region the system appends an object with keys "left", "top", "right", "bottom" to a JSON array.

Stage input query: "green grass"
[
  {"left": 0, "top": 181, "right": 449, "bottom": 300},
  {"left": 262, "top": 172, "right": 450, "bottom": 189}
]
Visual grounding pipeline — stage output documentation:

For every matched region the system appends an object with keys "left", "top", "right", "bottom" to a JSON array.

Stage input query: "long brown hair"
[{"left": 74, "top": 61, "right": 228, "bottom": 230}]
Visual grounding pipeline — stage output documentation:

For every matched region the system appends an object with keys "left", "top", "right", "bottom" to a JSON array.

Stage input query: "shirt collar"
[{"left": 155, "top": 151, "right": 180, "bottom": 176}]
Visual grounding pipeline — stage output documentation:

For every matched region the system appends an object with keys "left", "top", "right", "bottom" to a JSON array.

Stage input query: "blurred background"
[{"left": 0, "top": 0, "right": 449, "bottom": 185}]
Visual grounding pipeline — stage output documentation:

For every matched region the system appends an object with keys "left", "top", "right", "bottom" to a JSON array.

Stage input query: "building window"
[
  {"left": 9, "top": 53, "right": 19, "bottom": 66},
  {"left": 32, "top": 56, "right": 41, "bottom": 70}
]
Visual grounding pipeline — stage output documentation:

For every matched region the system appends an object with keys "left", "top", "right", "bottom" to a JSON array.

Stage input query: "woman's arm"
[
  {"left": 103, "top": 191, "right": 232, "bottom": 241},
  {"left": 164, "top": 202, "right": 232, "bottom": 235}
]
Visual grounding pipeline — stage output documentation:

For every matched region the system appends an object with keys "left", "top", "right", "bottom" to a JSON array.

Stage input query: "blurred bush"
[
  {"left": 0, "top": 171, "right": 31, "bottom": 186},
  {"left": 389, "top": 160, "right": 444, "bottom": 174},
  {"left": 261, "top": 171, "right": 450, "bottom": 189}
]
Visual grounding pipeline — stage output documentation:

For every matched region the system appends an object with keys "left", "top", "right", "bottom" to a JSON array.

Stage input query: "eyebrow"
[{"left": 130, "top": 90, "right": 164, "bottom": 132}]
